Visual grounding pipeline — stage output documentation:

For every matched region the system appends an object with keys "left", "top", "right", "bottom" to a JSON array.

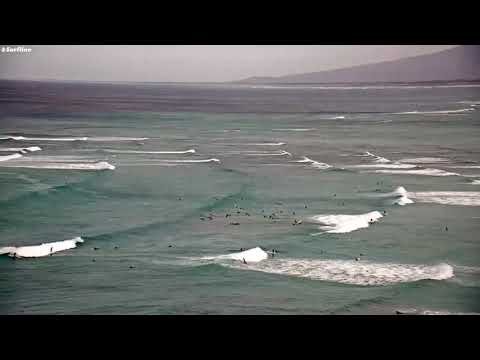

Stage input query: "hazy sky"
[{"left": 0, "top": 45, "right": 457, "bottom": 82}]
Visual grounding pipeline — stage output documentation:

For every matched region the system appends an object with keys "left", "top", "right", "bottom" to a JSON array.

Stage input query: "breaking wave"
[
  {"left": 0, "top": 146, "right": 41, "bottom": 153},
  {"left": 198, "top": 248, "right": 454, "bottom": 286},
  {"left": 308, "top": 211, "right": 383, "bottom": 234},
  {"left": 295, "top": 156, "right": 331, "bottom": 169},
  {"left": 0, "top": 136, "right": 148, "bottom": 142},
  {"left": 372, "top": 168, "right": 460, "bottom": 176},
  {"left": 0, "top": 153, "right": 23, "bottom": 162},
  {"left": 103, "top": 149, "right": 196, "bottom": 154},
  {"left": 0, "top": 237, "right": 84, "bottom": 258},
  {"left": 0, "top": 161, "right": 116, "bottom": 170}
]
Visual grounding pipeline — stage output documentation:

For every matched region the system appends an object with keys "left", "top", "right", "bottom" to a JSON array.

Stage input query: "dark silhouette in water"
[
  {"left": 445, "top": 226, "right": 448, "bottom": 231},
  {"left": 243, "top": 258, "right": 247, "bottom": 264}
]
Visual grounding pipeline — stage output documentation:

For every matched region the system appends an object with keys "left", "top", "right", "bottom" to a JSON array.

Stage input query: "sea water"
[{"left": 0, "top": 80, "right": 479, "bottom": 314}]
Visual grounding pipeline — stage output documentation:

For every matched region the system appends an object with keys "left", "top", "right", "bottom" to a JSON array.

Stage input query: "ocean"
[{"left": 0, "top": 80, "right": 479, "bottom": 314}]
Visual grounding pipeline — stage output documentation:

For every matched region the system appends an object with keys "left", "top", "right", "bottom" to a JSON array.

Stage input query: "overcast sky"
[{"left": 0, "top": 45, "right": 457, "bottom": 82}]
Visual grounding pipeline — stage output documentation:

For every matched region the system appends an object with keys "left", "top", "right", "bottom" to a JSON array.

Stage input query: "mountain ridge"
[{"left": 235, "top": 45, "right": 480, "bottom": 84}]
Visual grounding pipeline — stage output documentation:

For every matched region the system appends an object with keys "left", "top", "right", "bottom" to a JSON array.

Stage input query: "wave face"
[
  {"left": 295, "top": 156, "right": 331, "bottom": 169},
  {"left": 103, "top": 149, "right": 195, "bottom": 154},
  {"left": 372, "top": 168, "right": 460, "bottom": 176},
  {"left": 398, "top": 157, "right": 449, "bottom": 164},
  {"left": 225, "top": 258, "right": 454, "bottom": 286},
  {"left": 0, "top": 237, "right": 84, "bottom": 258},
  {"left": 409, "top": 191, "right": 480, "bottom": 206},
  {"left": 0, "top": 136, "right": 148, "bottom": 142},
  {"left": 0, "top": 161, "right": 116, "bottom": 170},
  {"left": 308, "top": 211, "right": 383, "bottom": 233},
  {"left": 0, "top": 153, "right": 23, "bottom": 162},
  {"left": 0, "top": 146, "right": 41, "bottom": 153}
]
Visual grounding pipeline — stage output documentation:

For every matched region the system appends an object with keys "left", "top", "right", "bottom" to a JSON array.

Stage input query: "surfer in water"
[
  {"left": 50, "top": 247, "right": 53, "bottom": 255},
  {"left": 242, "top": 258, "right": 247, "bottom": 265}
]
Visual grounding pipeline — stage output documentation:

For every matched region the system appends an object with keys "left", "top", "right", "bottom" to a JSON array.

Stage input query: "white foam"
[
  {"left": 295, "top": 156, "right": 331, "bottom": 169},
  {"left": 0, "top": 161, "right": 116, "bottom": 170},
  {"left": 470, "top": 180, "right": 480, "bottom": 185},
  {"left": 225, "top": 257, "right": 454, "bottom": 286},
  {"left": 395, "top": 108, "right": 475, "bottom": 115},
  {"left": 409, "top": 191, "right": 480, "bottom": 206},
  {"left": 398, "top": 157, "right": 449, "bottom": 164},
  {"left": 0, "top": 237, "right": 84, "bottom": 258},
  {"left": 201, "top": 247, "right": 268, "bottom": 263},
  {"left": 332, "top": 116, "right": 345, "bottom": 119},
  {"left": 0, "top": 146, "right": 42, "bottom": 153},
  {"left": 308, "top": 211, "right": 383, "bottom": 233},
  {"left": 103, "top": 149, "right": 196, "bottom": 154},
  {"left": 0, "top": 153, "right": 23, "bottom": 162},
  {"left": 372, "top": 168, "right": 460, "bottom": 176}
]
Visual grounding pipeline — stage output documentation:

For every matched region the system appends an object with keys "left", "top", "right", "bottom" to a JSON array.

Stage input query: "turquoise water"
[{"left": 0, "top": 81, "right": 479, "bottom": 314}]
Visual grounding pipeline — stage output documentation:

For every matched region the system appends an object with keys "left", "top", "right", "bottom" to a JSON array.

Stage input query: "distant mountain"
[{"left": 236, "top": 45, "right": 480, "bottom": 84}]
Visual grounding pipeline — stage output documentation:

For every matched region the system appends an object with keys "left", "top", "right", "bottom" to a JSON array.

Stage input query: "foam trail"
[
  {"left": 332, "top": 116, "right": 345, "bottom": 119},
  {"left": 223, "top": 257, "right": 454, "bottom": 286},
  {"left": 308, "top": 211, "right": 383, "bottom": 233},
  {"left": 0, "top": 153, "right": 23, "bottom": 162},
  {"left": 0, "top": 161, "right": 115, "bottom": 170},
  {"left": 103, "top": 149, "right": 196, "bottom": 154},
  {"left": 471, "top": 180, "right": 480, "bottom": 185},
  {"left": 0, "top": 237, "right": 84, "bottom": 258},
  {"left": 372, "top": 168, "right": 460, "bottom": 176},
  {"left": 295, "top": 156, "right": 331, "bottom": 169},
  {"left": 398, "top": 157, "right": 449, "bottom": 164},
  {"left": 408, "top": 191, "right": 480, "bottom": 206},
  {"left": 0, "top": 146, "right": 41, "bottom": 153},
  {"left": 394, "top": 108, "right": 475, "bottom": 115}
]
